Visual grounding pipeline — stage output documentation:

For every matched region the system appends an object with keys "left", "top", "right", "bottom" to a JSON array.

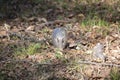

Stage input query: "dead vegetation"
[{"left": 0, "top": 0, "right": 120, "bottom": 80}]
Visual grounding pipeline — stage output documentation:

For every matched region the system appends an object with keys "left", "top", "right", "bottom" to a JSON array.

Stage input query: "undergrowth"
[
  {"left": 110, "top": 67, "right": 120, "bottom": 80},
  {"left": 81, "top": 16, "right": 109, "bottom": 27},
  {"left": 15, "top": 43, "right": 41, "bottom": 57}
]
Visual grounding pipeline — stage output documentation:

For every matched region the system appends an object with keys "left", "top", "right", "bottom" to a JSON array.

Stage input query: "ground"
[{"left": 0, "top": 0, "right": 120, "bottom": 80}]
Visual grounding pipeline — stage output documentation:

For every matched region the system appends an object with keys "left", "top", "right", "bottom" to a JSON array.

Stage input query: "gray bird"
[
  {"left": 93, "top": 43, "right": 106, "bottom": 61},
  {"left": 52, "top": 27, "right": 67, "bottom": 50}
]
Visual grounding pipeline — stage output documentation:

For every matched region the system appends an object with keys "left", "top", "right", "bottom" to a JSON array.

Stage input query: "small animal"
[
  {"left": 52, "top": 27, "right": 67, "bottom": 50},
  {"left": 93, "top": 43, "right": 106, "bottom": 61}
]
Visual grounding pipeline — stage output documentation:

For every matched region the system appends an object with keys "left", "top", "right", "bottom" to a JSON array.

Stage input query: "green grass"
[
  {"left": 41, "top": 27, "right": 49, "bottom": 33},
  {"left": 55, "top": 49, "right": 64, "bottom": 59},
  {"left": 110, "top": 67, "right": 120, "bottom": 80},
  {"left": 81, "top": 16, "right": 109, "bottom": 27},
  {"left": 80, "top": 16, "right": 110, "bottom": 37},
  {"left": 15, "top": 43, "right": 41, "bottom": 57},
  {"left": 54, "top": 49, "right": 69, "bottom": 63}
]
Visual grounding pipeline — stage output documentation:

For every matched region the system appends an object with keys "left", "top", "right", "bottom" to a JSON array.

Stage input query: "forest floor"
[{"left": 0, "top": 0, "right": 120, "bottom": 80}]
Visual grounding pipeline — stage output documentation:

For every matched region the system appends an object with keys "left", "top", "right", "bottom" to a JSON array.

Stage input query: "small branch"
[
  {"left": 35, "top": 19, "right": 73, "bottom": 31},
  {"left": 0, "top": 59, "right": 57, "bottom": 66},
  {"left": 78, "top": 61, "right": 120, "bottom": 67},
  {"left": 4, "top": 23, "right": 10, "bottom": 40},
  {"left": 0, "top": 59, "right": 120, "bottom": 68},
  {"left": 8, "top": 31, "right": 45, "bottom": 43}
]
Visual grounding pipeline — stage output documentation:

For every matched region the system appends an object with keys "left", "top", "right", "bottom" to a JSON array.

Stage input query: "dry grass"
[{"left": 0, "top": 0, "right": 120, "bottom": 80}]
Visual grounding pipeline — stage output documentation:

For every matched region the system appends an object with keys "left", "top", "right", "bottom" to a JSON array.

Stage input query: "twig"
[
  {"left": 0, "top": 59, "right": 120, "bottom": 68},
  {"left": 8, "top": 31, "right": 45, "bottom": 43},
  {"left": 0, "top": 59, "right": 58, "bottom": 66},
  {"left": 4, "top": 23, "right": 10, "bottom": 40},
  {"left": 35, "top": 19, "right": 73, "bottom": 31},
  {"left": 78, "top": 61, "right": 120, "bottom": 67}
]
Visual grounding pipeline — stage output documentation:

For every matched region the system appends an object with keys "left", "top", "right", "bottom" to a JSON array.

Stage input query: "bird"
[
  {"left": 52, "top": 27, "right": 67, "bottom": 50},
  {"left": 93, "top": 43, "right": 106, "bottom": 61}
]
